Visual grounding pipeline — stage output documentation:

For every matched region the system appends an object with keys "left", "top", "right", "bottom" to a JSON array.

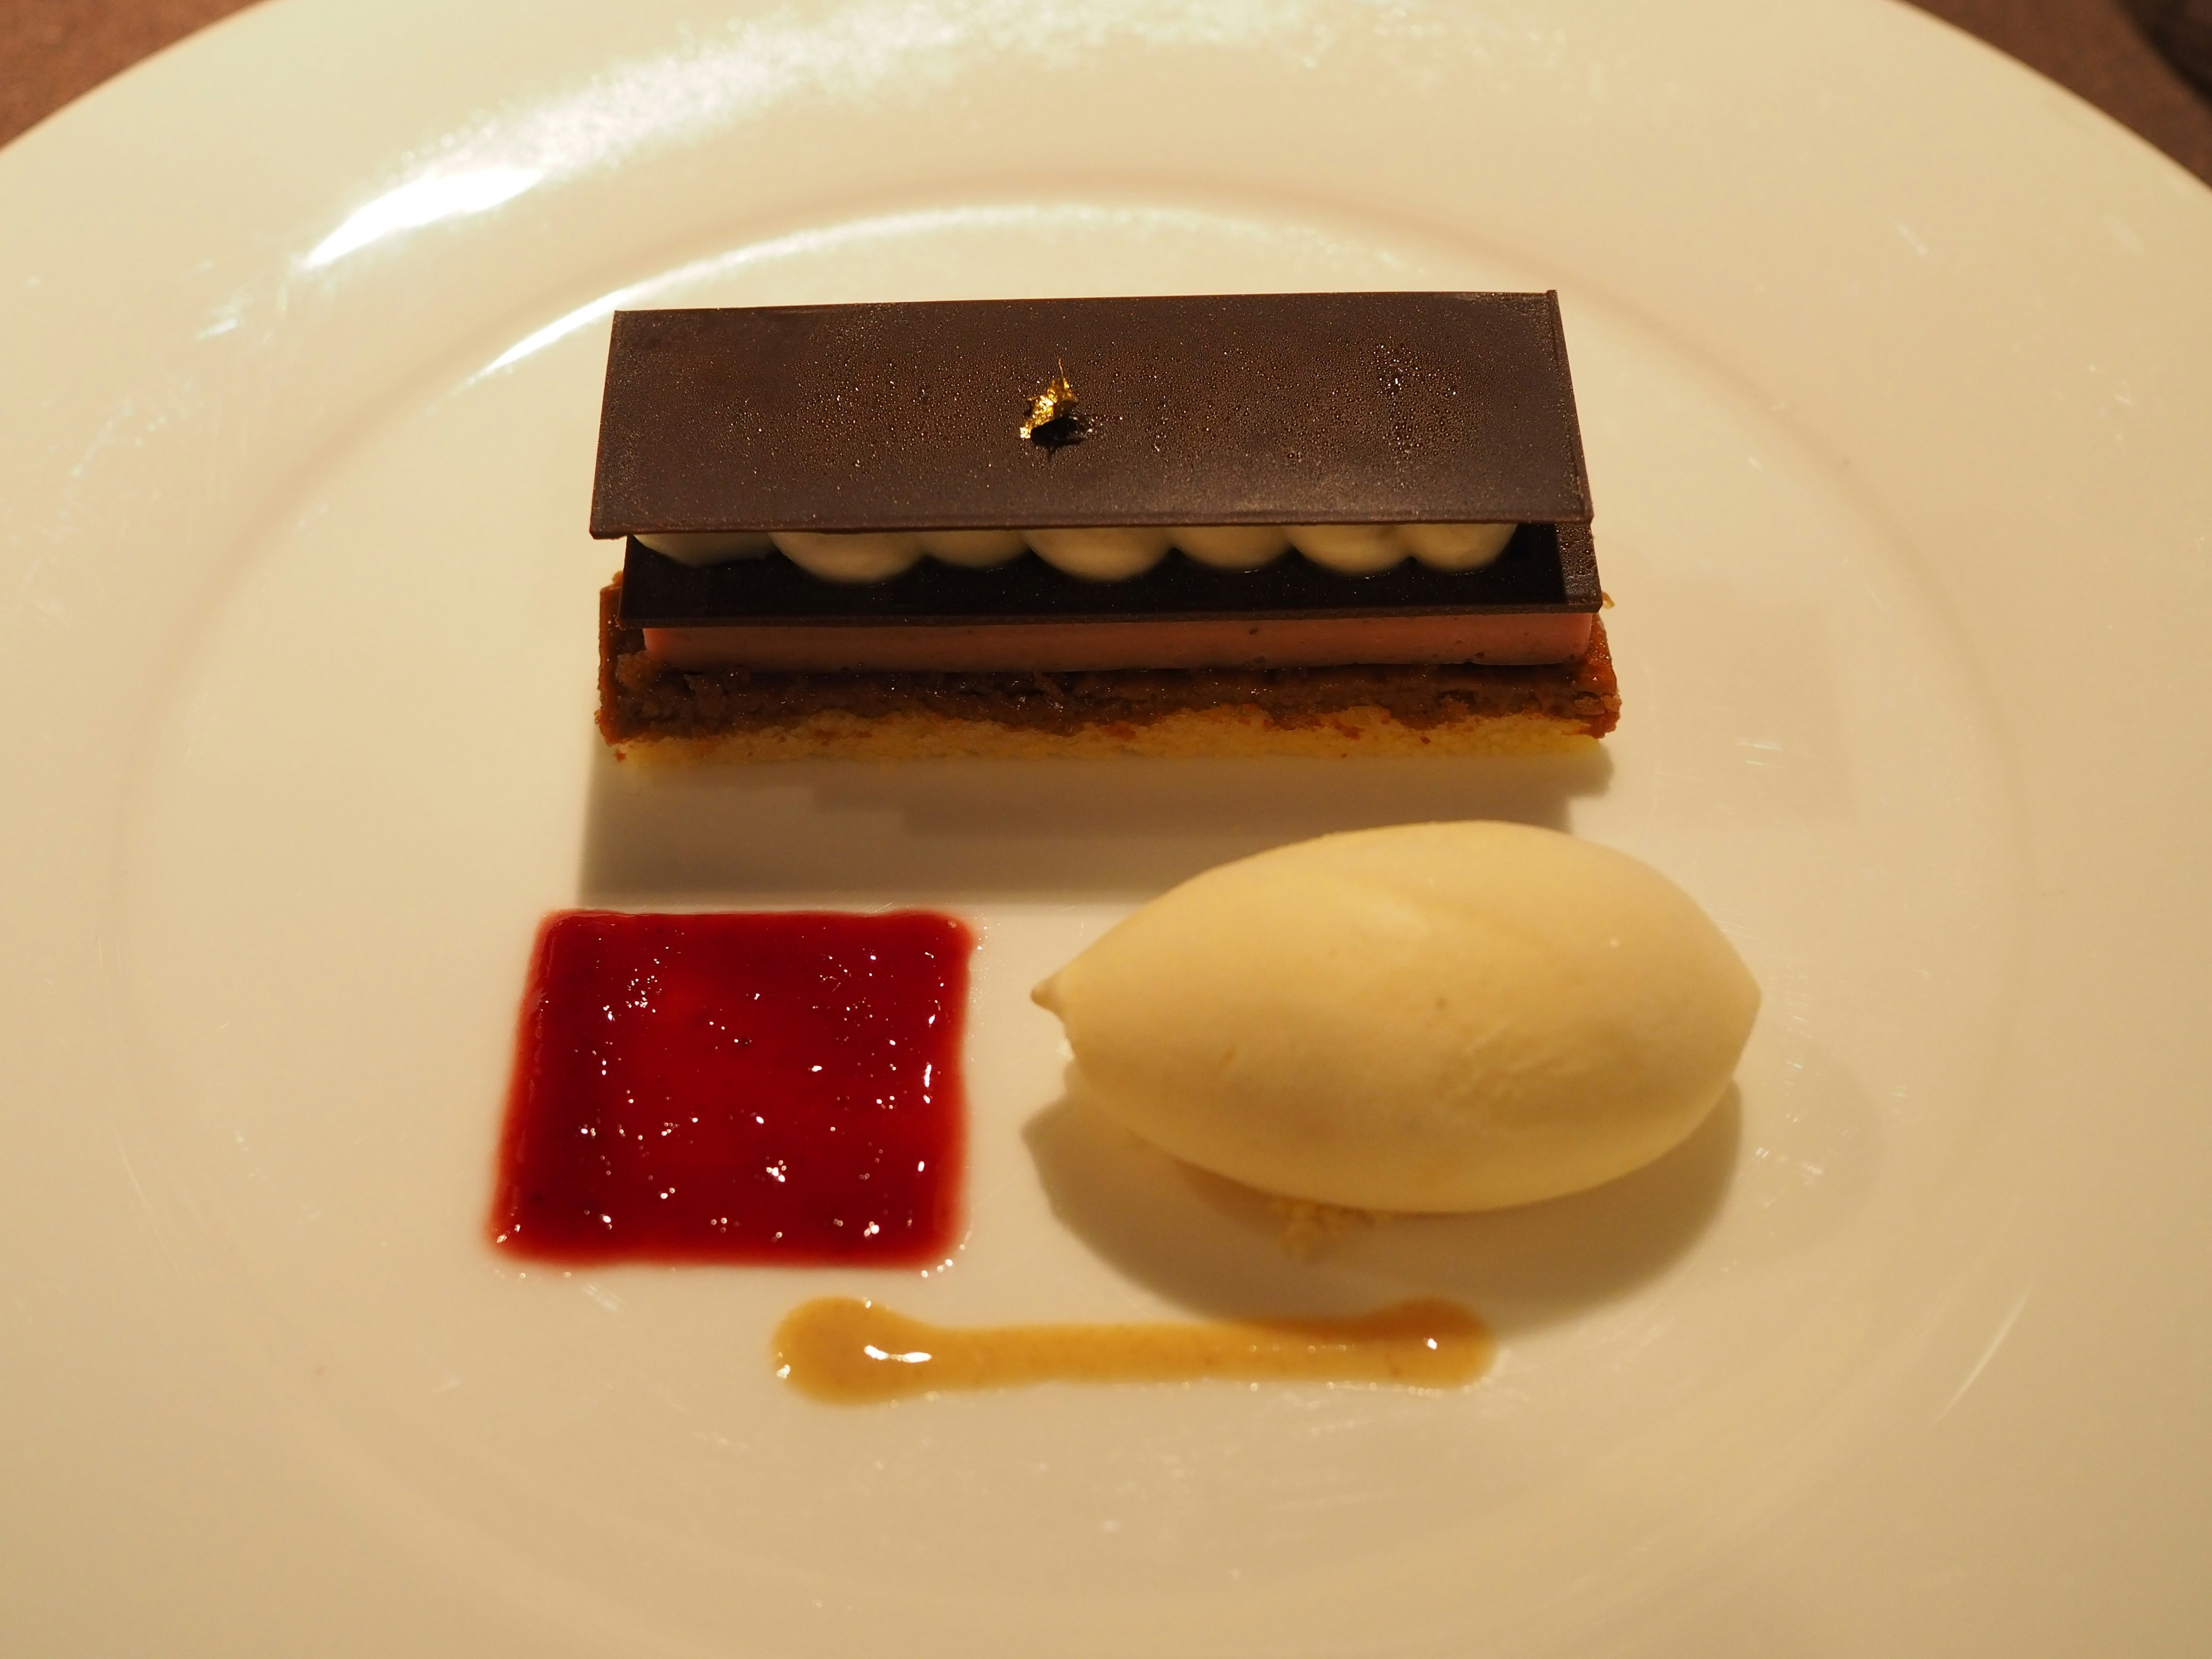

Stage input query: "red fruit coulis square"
[{"left": 490, "top": 910, "right": 971, "bottom": 1264}]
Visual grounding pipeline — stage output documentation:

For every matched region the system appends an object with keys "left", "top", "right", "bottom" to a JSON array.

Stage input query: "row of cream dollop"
[{"left": 637, "top": 522, "right": 1517, "bottom": 584}]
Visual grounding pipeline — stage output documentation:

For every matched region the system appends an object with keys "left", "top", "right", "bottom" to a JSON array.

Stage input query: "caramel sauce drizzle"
[{"left": 772, "top": 1297, "right": 1490, "bottom": 1403}]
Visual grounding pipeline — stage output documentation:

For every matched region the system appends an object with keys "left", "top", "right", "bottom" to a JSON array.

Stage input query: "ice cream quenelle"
[{"left": 1031, "top": 823, "right": 1758, "bottom": 1213}]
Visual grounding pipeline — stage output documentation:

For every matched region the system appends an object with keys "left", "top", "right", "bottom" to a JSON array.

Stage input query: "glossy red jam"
[{"left": 490, "top": 910, "right": 971, "bottom": 1264}]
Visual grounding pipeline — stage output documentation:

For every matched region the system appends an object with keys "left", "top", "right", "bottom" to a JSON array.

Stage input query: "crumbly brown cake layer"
[{"left": 596, "top": 578, "right": 1619, "bottom": 759}]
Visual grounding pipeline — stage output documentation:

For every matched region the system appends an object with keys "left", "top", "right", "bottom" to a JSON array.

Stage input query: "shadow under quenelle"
[
  {"left": 1022, "top": 1082, "right": 1740, "bottom": 1335},
  {"left": 579, "top": 744, "right": 1611, "bottom": 902}
]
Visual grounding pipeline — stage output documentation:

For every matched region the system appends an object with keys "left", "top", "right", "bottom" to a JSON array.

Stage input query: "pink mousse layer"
[{"left": 643, "top": 612, "right": 1593, "bottom": 673}]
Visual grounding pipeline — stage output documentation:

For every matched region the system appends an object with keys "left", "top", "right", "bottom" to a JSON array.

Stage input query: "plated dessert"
[
  {"left": 590, "top": 292, "right": 1619, "bottom": 759},
  {"left": 501, "top": 299, "right": 1744, "bottom": 1397},
  {"left": 488, "top": 823, "right": 1755, "bottom": 1402}
]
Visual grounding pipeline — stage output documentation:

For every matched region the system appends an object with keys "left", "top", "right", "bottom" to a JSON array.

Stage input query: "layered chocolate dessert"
[{"left": 590, "top": 291, "right": 1618, "bottom": 759}]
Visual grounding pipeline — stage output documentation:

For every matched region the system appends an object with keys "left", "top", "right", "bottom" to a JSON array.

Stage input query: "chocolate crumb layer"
[{"left": 597, "top": 578, "right": 1619, "bottom": 757}]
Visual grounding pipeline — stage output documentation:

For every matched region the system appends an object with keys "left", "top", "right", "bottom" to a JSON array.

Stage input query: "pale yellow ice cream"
[{"left": 1031, "top": 822, "right": 1759, "bottom": 1212}]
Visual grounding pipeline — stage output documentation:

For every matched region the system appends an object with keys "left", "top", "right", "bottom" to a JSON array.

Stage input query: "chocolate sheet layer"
[
  {"left": 618, "top": 523, "right": 1599, "bottom": 628},
  {"left": 590, "top": 293, "right": 1593, "bottom": 537}
]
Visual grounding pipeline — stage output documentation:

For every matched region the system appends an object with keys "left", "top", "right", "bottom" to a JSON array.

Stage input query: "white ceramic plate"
[{"left": 4, "top": 1, "right": 2209, "bottom": 1653}]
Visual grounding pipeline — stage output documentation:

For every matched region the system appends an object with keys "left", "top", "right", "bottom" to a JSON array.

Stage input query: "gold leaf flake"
[{"left": 1020, "top": 367, "right": 1081, "bottom": 442}]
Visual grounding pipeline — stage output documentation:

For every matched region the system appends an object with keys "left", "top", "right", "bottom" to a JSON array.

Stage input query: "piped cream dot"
[
  {"left": 1400, "top": 522, "right": 1516, "bottom": 570},
  {"left": 1288, "top": 524, "right": 1405, "bottom": 575},
  {"left": 635, "top": 532, "right": 775, "bottom": 565},
  {"left": 1171, "top": 526, "right": 1291, "bottom": 570},
  {"left": 773, "top": 531, "right": 925, "bottom": 584},
  {"left": 1024, "top": 527, "right": 1171, "bottom": 581},
  {"left": 918, "top": 529, "right": 1028, "bottom": 567}
]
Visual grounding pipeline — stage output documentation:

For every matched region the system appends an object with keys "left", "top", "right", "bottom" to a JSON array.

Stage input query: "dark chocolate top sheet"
[
  {"left": 619, "top": 524, "right": 1600, "bottom": 628},
  {"left": 591, "top": 293, "right": 1593, "bottom": 536}
]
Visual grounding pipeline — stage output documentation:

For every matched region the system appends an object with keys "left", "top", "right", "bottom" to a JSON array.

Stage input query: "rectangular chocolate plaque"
[{"left": 590, "top": 292, "right": 1594, "bottom": 537}]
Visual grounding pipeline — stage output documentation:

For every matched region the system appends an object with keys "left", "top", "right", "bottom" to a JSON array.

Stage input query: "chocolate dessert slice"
[{"left": 589, "top": 291, "right": 1616, "bottom": 758}]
